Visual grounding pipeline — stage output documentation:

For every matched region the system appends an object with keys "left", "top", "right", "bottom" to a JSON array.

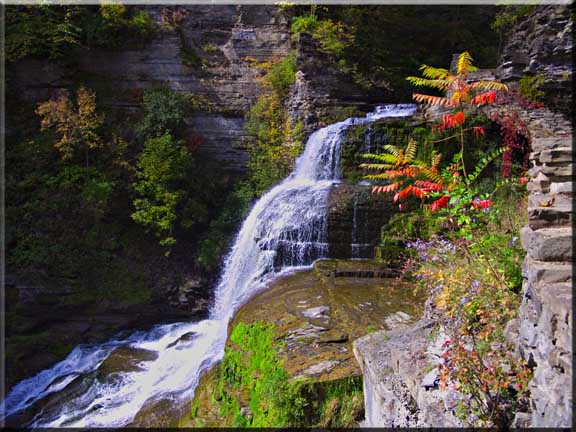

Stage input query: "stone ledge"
[
  {"left": 538, "top": 147, "right": 575, "bottom": 163},
  {"left": 523, "top": 259, "right": 573, "bottom": 285},
  {"left": 531, "top": 137, "right": 573, "bottom": 153},
  {"left": 521, "top": 226, "right": 573, "bottom": 261},
  {"left": 353, "top": 321, "right": 461, "bottom": 427},
  {"left": 528, "top": 205, "right": 573, "bottom": 229}
]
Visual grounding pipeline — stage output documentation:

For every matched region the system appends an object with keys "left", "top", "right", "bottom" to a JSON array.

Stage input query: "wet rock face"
[
  {"left": 327, "top": 185, "right": 396, "bottom": 260},
  {"left": 233, "top": 268, "right": 424, "bottom": 383},
  {"left": 497, "top": 4, "right": 573, "bottom": 117},
  {"left": 288, "top": 33, "right": 394, "bottom": 136}
]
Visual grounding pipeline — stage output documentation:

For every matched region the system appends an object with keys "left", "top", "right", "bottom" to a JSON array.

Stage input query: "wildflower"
[
  {"left": 519, "top": 177, "right": 528, "bottom": 185},
  {"left": 472, "top": 199, "right": 493, "bottom": 210},
  {"left": 471, "top": 280, "right": 481, "bottom": 290}
]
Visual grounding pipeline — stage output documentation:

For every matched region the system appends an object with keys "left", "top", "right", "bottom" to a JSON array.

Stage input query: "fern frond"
[
  {"left": 361, "top": 153, "right": 396, "bottom": 163},
  {"left": 418, "top": 65, "right": 450, "bottom": 80},
  {"left": 432, "top": 152, "right": 442, "bottom": 169},
  {"left": 412, "top": 93, "right": 453, "bottom": 107},
  {"left": 457, "top": 51, "right": 478, "bottom": 75},
  {"left": 405, "top": 139, "right": 417, "bottom": 162},
  {"left": 425, "top": 169, "right": 444, "bottom": 185},
  {"left": 381, "top": 144, "right": 401, "bottom": 157},
  {"left": 464, "top": 147, "right": 505, "bottom": 185},
  {"left": 363, "top": 173, "right": 391, "bottom": 181},
  {"left": 406, "top": 76, "right": 450, "bottom": 91},
  {"left": 469, "top": 80, "right": 508, "bottom": 92},
  {"left": 360, "top": 163, "right": 393, "bottom": 171}
]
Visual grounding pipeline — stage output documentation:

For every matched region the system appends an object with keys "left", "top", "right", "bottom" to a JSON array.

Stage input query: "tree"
[
  {"left": 36, "top": 87, "right": 104, "bottom": 165},
  {"left": 131, "top": 133, "right": 193, "bottom": 249}
]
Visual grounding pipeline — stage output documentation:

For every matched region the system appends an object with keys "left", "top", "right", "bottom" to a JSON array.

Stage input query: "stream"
[{"left": 1, "top": 104, "right": 417, "bottom": 427}]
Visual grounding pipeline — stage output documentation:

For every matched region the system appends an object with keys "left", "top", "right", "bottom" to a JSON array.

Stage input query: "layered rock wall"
[
  {"left": 8, "top": 5, "right": 292, "bottom": 173},
  {"left": 497, "top": 6, "right": 573, "bottom": 426}
]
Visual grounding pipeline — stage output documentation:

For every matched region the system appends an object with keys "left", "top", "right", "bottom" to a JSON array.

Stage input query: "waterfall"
[{"left": 1, "top": 104, "right": 416, "bottom": 427}]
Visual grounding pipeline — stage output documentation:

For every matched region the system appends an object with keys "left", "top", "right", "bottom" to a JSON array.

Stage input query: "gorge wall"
[{"left": 4, "top": 5, "right": 390, "bottom": 391}]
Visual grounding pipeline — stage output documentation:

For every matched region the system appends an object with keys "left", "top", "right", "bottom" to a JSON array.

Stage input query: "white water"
[{"left": 1, "top": 104, "right": 416, "bottom": 427}]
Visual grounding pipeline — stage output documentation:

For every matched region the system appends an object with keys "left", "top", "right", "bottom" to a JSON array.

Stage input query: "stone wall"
[
  {"left": 494, "top": 6, "right": 573, "bottom": 426},
  {"left": 515, "top": 118, "right": 573, "bottom": 429}
]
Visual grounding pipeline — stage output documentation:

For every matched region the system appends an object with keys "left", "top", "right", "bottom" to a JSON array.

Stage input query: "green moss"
[
  {"left": 192, "top": 321, "right": 364, "bottom": 427},
  {"left": 245, "top": 53, "right": 301, "bottom": 196},
  {"left": 518, "top": 73, "right": 546, "bottom": 104}
]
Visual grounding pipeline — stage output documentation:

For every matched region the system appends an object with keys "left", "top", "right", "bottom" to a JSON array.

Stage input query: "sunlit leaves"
[{"left": 36, "top": 87, "right": 104, "bottom": 161}]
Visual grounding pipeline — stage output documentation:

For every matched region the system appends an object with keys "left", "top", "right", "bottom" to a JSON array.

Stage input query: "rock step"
[
  {"left": 531, "top": 137, "right": 574, "bottom": 153},
  {"left": 521, "top": 226, "right": 573, "bottom": 261},
  {"left": 522, "top": 259, "right": 573, "bottom": 284},
  {"left": 528, "top": 205, "right": 573, "bottom": 229}
]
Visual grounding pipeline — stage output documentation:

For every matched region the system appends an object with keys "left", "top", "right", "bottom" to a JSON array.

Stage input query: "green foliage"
[
  {"left": 264, "top": 52, "right": 298, "bottom": 96},
  {"left": 291, "top": 14, "right": 353, "bottom": 59},
  {"left": 399, "top": 177, "right": 530, "bottom": 426},
  {"left": 312, "top": 6, "right": 500, "bottom": 98},
  {"left": 518, "top": 73, "right": 546, "bottom": 104},
  {"left": 291, "top": 14, "right": 319, "bottom": 36},
  {"left": 245, "top": 54, "right": 303, "bottom": 196},
  {"left": 204, "top": 321, "right": 363, "bottom": 427},
  {"left": 5, "top": 5, "right": 157, "bottom": 62},
  {"left": 5, "top": 6, "right": 82, "bottom": 62},
  {"left": 491, "top": 5, "right": 536, "bottom": 35},
  {"left": 137, "top": 89, "right": 189, "bottom": 138},
  {"left": 196, "top": 182, "right": 255, "bottom": 272},
  {"left": 216, "top": 321, "right": 289, "bottom": 427},
  {"left": 131, "top": 133, "right": 193, "bottom": 249}
]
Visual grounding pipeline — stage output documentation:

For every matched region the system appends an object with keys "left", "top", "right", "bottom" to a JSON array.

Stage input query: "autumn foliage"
[{"left": 363, "top": 52, "right": 508, "bottom": 212}]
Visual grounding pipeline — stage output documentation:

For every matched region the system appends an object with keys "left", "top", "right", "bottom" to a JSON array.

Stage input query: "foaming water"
[{"left": 1, "top": 104, "right": 416, "bottom": 427}]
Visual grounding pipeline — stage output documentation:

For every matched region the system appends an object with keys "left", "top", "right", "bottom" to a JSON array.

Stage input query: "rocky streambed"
[{"left": 181, "top": 259, "right": 424, "bottom": 427}]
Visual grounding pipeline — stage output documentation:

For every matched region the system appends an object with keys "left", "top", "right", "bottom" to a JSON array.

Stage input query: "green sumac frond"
[
  {"left": 406, "top": 76, "right": 450, "bottom": 91},
  {"left": 405, "top": 139, "right": 418, "bottom": 162},
  {"left": 465, "top": 147, "right": 505, "bottom": 186},
  {"left": 419, "top": 65, "right": 450, "bottom": 80},
  {"left": 456, "top": 51, "right": 478, "bottom": 75},
  {"left": 360, "top": 152, "right": 396, "bottom": 164},
  {"left": 382, "top": 144, "right": 401, "bottom": 157}
]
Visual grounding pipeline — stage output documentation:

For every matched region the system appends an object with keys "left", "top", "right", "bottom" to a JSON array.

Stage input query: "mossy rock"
[{"left": 186, "top": 267, "right": 424, "bottom": 427}]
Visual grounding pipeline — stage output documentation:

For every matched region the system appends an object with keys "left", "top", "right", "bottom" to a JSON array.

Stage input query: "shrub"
[
  {"left": 245, "top": 54, "right": 302, "bottom": 196},
  {"left": 137, "top": 89, "right": 188, "bottom": 138},
  {"left": 131, "top": 133, "right": 193, "bottom": 249},
  {"left": 291, "top": 14, "right": 353, "bottom": 58},
  {"left": 518, "top": 73, "right": 546, "bottom": 105},
  {"left": 36, "top": 87, "right": 104, "bottom": 163}
]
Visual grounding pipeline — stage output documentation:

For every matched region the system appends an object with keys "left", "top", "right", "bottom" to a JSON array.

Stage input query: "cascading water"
[{"left": 1, "top": 104, "right": 416, "bottom": 427}]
